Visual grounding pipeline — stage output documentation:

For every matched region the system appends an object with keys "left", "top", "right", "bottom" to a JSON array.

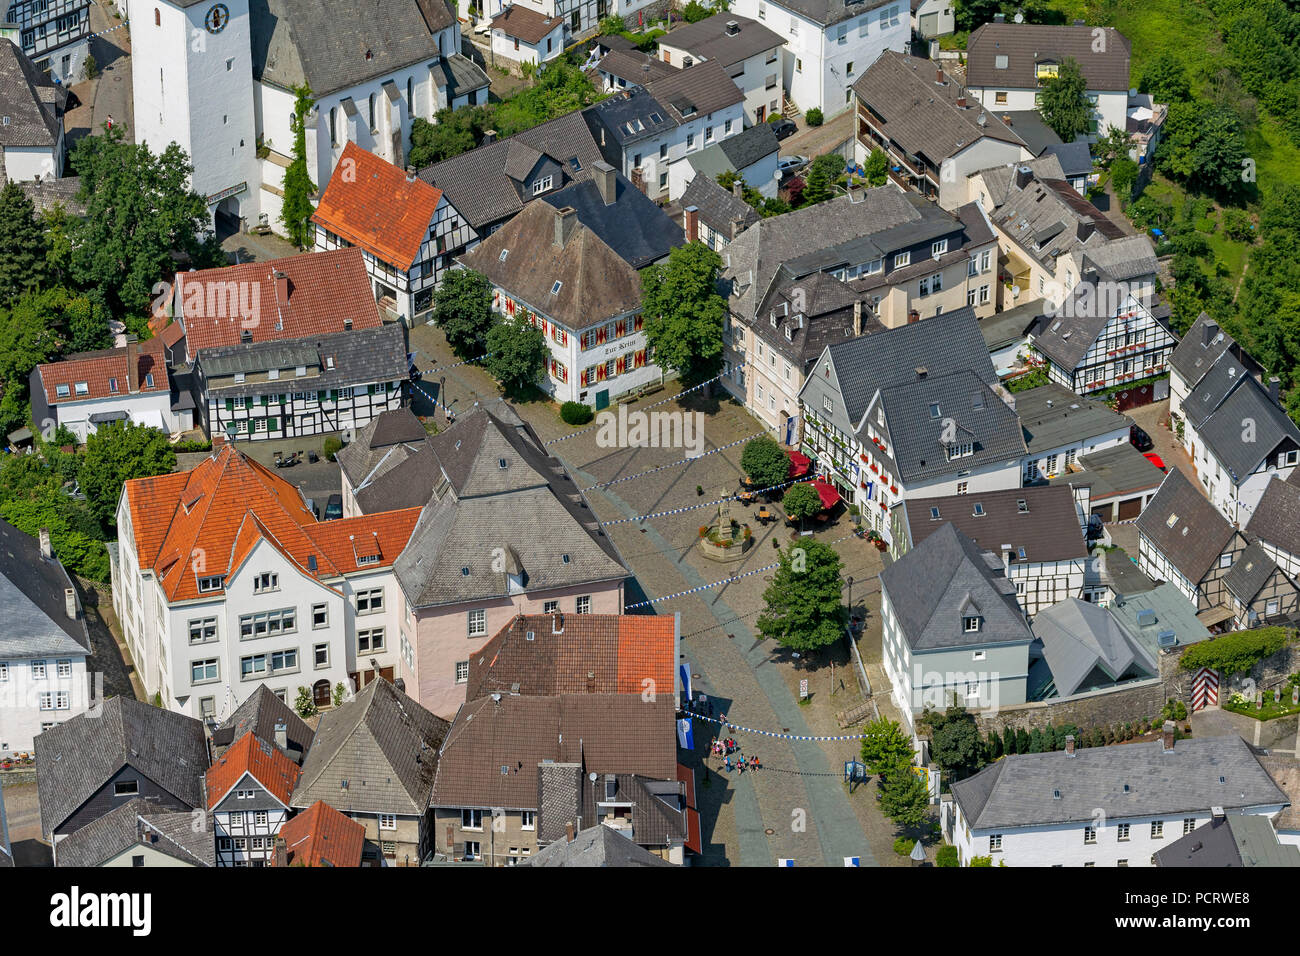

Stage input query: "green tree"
[
  {"left": 1015, "top": 727, "right": 1030, "bottom": 754},
  {"left": 294, "top": 686, "right": 318, "bottom": 718},
  {"left": 410, "top": 106, "right": 496, "bottom": 166},
  {"left": 968, "top": 855, "right": 993, "bottom": 866},
  {"left": 0, "top": 181, "right": 50, "bottom": 305},
  {"left": 1094, "top": 125, "right": 1131, "bottom": 168},
  {"left": 484, "top": 312, "right": 547, "bottom": 397},
  {"left": 0, "top": 287, "right": 69, "bottom": 435},
  {"left": 432, "top": 268, "right": 495, "bottom": 360},
  {"left": 65, "top": 292, "right": 111, "bottom": 354},
  {"left": 935, "top": 844, "right": 959, "bottom": 867},
  {"left": 493, "top": 61, "right": 606, "bottom": 138},
  {"left": 860, "top": 716, "right": 916, "bottom": 780},
  {"left": 0, "top": 454, "right": 110, "bottom": 581},
  {"left": 280, "top": 85, "right": 317, "bottom": 248},
  {"left": 79, "top": 420, "right": 177, "bottom": 529},
  {"left": 880, "top": 768, "right": 930, "bottom": 829},
  {"left": 1002, "top": 724, "right": 1016, "bottom": 755},
  {"left": 800, "top": 153, "right": 845, "bottom": 206},
  {"left": 931, "top": 706, "right": 985, "bottom": 782},
  {"left": 741, "top": 435, "right": 789, "bottom": 488},
  {"left": 598, "top": 14, "right": 626, "bottom": 34},
  {"left": 1110, "top": 157, "right": 1139, "bottom": 201},
  {"left": 986, "top": 730, "right": 1001, "bottom": 759},
  {"left": 864, "top": 147, "right": 889, "bottom": 187},
  {"left": 639, "top": 242, "right": 725, "bottom": 386},
  {"left": 755, "top": 539, "right": 845, "bottom": 653},
  {"left": 1028, "top": 727, "right": 1043, "bottom": 753},
  {"left": 782, "top": 482, "right": 822, "bottom": 522},
  {"left": 70, "top": 127, "right": 223, "bottom": 326},
  {"left": 1156, "top": 101, "right": 1249, "bottom": 201},
  {"left": 682, "top": 0, "right": 712, "bottom": 21},
  {"left": 40, "top": 204, "right": 75, "bottom": 288},
  {"left": 1139, "top": 53, "right": 1192, "bottom": 103},
  {"left": 1039, "top": 57, "right": 1091, "bottom": 142}
]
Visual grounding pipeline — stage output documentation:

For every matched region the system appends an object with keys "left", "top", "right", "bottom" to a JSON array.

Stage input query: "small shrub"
[
  {"left": 805, "top": 107, "right": 824, "bottom": 127},
  {"left": 322, "top": 436, "right": 343, "bottom": 461},
  {"left": 893, "top": 836, "right": 912, "bottom": 856},
  {"left": 560, "top": 401, "right": 594, "bottom": 426},
  {"left": 294, "top": 687, "right": 318, "bottom": 718},
  {"left": 82, "top": 53, "right": 98, "bottom": 81},
  {"left": 1223, "top": 208, "right": 1254, "bottom": 243},
  {"left": 968, "top": 855, "right": 993, "bottom": 867},
  {"left": 935, "top": 845, "right": 959, "bottom": 867},
  {"left": 699, "top": 526, "right": 709, "bottom": 538}
]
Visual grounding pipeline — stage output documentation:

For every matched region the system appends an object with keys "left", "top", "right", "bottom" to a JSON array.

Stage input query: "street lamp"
[
  {"left": 846, "top": 575, "right": 854, "bottom": 630},
  {"left": 440, "top": 375, "right": 446, "bottom": 424}
]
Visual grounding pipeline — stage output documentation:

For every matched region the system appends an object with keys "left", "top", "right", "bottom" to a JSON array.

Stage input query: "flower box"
[
  {"left": 860, "top": 453, "right": 870, "bottom": 463},
  {"left": 890, "top": 485, "right": 898, "bottom": 494}
]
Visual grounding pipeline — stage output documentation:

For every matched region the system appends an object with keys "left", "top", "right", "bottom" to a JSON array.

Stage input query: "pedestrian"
[
  {"left": 738, "top": 757, "right": 747, "bottom": 773},
  {"left": 724, "top": 756, "right": 732, "bottom": 772},
  {"left": 106, "top": 114, "right": 113, "bottom": 130},
  {"left": 751, "top": 755, "right": 760, "bottom": 770}
]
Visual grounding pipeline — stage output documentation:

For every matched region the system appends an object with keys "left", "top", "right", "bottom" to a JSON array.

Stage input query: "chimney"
[
  {"left": 732, "top": 179, "right": 745, "bottom": 200},
  {"left": 126, "top": 339, "right": 141, "bottom": 393},
  {"left": 586, "top": 671, "right": 597, "bottom": 693},
  {"left": 39, "top": 527, "right": 52, "bottom": 559},
  {"left": 552, "top": 612, "right": 564, "bottom": 634},
  {"left": 273, "top": 270, "right": 290, "bottom": 308},
  {"left": 1202, "top": 320, "right": 1219, "bottom": 346},
  {"left": 553, "top": 206, "right": 578, "bottom": 248},
  {"left": 936, "top": 68, "right": 944, "bottom": 83},
  {"left": 853, "top": 300, "right": 863, "bottom": 334},
  {"left": 273, "top": 836, "right": 288, "bottom": 868},
  {"left": 405, "top": 164, "right": 416, "bottom": 183},
  {"left": 993, "top": 12, "right": 1005, "bottom": 21},
  {"left": 684, "top": 205, "right": 699, "bottom": 243},
  {"left": 956, "top": 95, "right": 967, "bottom": 108},
  {"left": 1161, "top": 719, "right": 1176, "bottom": 752},
  {"left": 566, "top": 821, "right": 576, "bottom": 843},
  {"left": 1013, "top": 165, "right": 1033, "bottom": 190},
  {"left": 65, "top": 587, "right": 77, "bottom": 621},
  {"left": 1268, "top": 375, "right": 1280, "bottom": 404},
  {"left": 482, "top": 129, "right": 497, "bottom": 145},
  {"left": 1002, "top": 113, "right": 1013, "bottom": 127},
  {"left": 908, "top": 309, "right": 920, "bottom": 325},
  {"left": 1000, "top": 543, "right": 1012, "bottom": 576},
  {"left": 730, "top": 215, "right": 747, "bottom": 240},
  {"left": 630, "top": 166, "right": 645, "bottom": 194},
  {"left": 1064, "top": 734, "right": 1076, "bottom": 756},
  {"left": 593, "top": 160, "right": 617, "bottom": 205},
  {"left": 274, "top": 720, "right": 288, "bottom": 752},
  {"left": 725, "top": 20, "right": 739, "bottom": 35},
  {"left": 915, "top": 366, "right": 927, "bottom": 380},
  {"left": 1076, "top": 217, "right": 1094, "bottom": 243}
]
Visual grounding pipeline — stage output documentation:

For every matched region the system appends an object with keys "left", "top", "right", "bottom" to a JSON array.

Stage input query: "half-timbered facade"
[
  {"left": 7, "top": 0, "right": 91, "bottom": 83},
  {"left": 312, "top": 142, "right": 478, "bottom": 325},
  {"left": 1223, "top": 542, "right": 1300, "bottom": 631},
  {"left": 206, "top": 732, "right": 300, "bottom": 867},
  {"left": 194, "top": 325, "right": 407, "bottom": 442}
]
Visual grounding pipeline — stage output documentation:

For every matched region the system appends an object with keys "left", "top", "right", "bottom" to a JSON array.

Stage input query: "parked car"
[
  {"left": 1144, "top": 452, "right": 1166, "bottom": 471},
  {"left": 778, "top": 155, "right": 809, "bottom": 176},
  {"left": 1129, "top": 423, "right": 1153, "bottom": 451},
  {"left": 324, "top": 494, "right": 343, "bottom": 520},
  {"left": 771, "top": 118, "right": 797, "bottom": 141}
]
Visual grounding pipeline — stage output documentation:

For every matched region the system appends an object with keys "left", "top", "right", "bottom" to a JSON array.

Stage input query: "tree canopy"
[
  {"left": 782, "top": 482, "right": 822, "bottom": 521},
  {"left": 280, "top": 85, "right": 318, "bottom": 249},
  {"left": 1155, "top": 101, "right": 1249, "bottom": 201},
  {"left": 639, "top": 242, "right": 725, "bottom": 386},
  {"left": 0, "top": 181, "right": 50, "bottom": 305},
  {"left": 740, "top": 435, "right": 789, "bottom": 488},
  {"left": 860, "top": 716, "right": 916, "bottom": 780},
  {"left": 484, "top": 313, "right": 548, "bottom": 397},
  {"left": 755, "top": 539, "right": 845, "bottom": 653},
  {"left": 79, "top": 420, "right": 178, "bottom": 529},
  {"left": 1038, "top": 57, "right": 1091, "bottom": 142},
  {"left": 432, "top": 268, "right": 495, "bottom": 360}
]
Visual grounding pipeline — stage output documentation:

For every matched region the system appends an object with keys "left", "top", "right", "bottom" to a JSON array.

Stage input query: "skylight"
[
  {"left": 500, "top": 249, "right": 509, "bottom": 261},
  {"left": 551, "top": 280, "right": 563, "bottom": 295}
]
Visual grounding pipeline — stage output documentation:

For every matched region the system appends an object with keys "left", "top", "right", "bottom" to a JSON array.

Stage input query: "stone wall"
[{"left": 973, "top": 679, "right": 1168, "bottom": 736}]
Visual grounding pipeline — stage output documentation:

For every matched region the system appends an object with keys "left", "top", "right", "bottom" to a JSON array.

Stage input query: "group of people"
[{"left": 712, "top": 737, "right": 761, "bottom": 773}]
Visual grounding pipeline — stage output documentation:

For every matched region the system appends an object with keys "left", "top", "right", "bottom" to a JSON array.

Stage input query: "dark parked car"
[
  {"left": 771, "top": 118, "right": 797, "bottom": 141},
  {"left": 324, "top": 494, "right": 343, "bottom": 520},
  {"left": 1129, "top": 424, "right": 1153, "bottom": 451}
]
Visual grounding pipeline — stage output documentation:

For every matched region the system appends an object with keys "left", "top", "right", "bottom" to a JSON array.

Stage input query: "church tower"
[{"left": 131, "top": 0, "right": 260, "bottom": 230}]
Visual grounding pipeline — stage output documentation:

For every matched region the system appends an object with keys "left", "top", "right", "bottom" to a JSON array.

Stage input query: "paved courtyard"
[{"left": 406, "top": 322, "right": 927, "bottom": 866}]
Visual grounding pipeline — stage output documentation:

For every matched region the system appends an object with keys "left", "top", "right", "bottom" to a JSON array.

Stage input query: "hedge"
[
  {"left": 1178, "top": 627, "right": 1291, "bottom": 676},
  {"left": 560, "top": 401, "right": 594, "bottom": 426}
]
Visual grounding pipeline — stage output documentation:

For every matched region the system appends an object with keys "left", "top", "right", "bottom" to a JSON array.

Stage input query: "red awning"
[
  {"left": 787, "top": 448, "right": 811, "bottom": 478},
  {"left": 810, "top": 479, "right": 840, "bottom": 509}
]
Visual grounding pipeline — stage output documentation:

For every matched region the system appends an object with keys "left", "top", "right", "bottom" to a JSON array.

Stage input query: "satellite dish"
[
  {"left": 588, "top": 771, "right": 598, "bottom": 782},
  {"left": 1014, "top": 12, "right": 1024, "bottom": 23}
]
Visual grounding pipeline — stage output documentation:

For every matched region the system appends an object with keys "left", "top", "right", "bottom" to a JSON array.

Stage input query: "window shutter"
[
  {"left": 226, "top": 398, "right": 233, "bottom": 412},
  {"left": 268, "top": 417, "right": 278, "bottom": 431},
  {"left": 330, "top": 389, "right": 338, "bottom": 401},
  {"left": 261, "top": 395, "right": 269, "bottom": 406},
  {"left": 368, "top": 384, "right": 376, "bottom": 395}
]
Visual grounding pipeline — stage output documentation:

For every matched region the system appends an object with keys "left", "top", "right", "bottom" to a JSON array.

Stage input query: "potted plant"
[
  {"left": 699, "top": 526, "right": 709, "bottom": 538},
  {"left": 696, "top": 485, "right": 704, "bottom": 496}
]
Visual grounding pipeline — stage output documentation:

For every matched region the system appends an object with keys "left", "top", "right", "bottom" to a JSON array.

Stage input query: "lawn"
[
  {"left": 1139, "top": 175, "right": 1254, "bottom": 279},
  {"left": 1223, "top": 694, "right": 1300, "bottom": 721}
]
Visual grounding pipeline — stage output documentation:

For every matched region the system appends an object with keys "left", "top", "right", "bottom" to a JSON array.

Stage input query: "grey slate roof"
[
  {"left": 769, "top": 0, "right": 896, "bottom": 28},
  {"left": 660, "top": 13, "right": 783, "bottom": 67},
  {"left": 1222, "top": 542, "right": 1283, "bottom": 605},
  {"left": 642, "top": 58, "right": 744, "bottom": 123},
  {"left": 899, "top": 484, "right": 1086, "bottom": 563},
  {"left": 250, "top": 0, "right": 456, "bottom": 97},
  {"left": 1170, "top": 313, "right": 1234, "bottom": 389},
  {"left": 291, "top": 678, "right": 449, "bottom": 816},
  {"left": 1043, "top": 141, "right": 1094, "bottom": 179},
  {"left": 679, "top": 172, "right": 758, "bottom": 238},
  {"left": 998, "top": 111, "right": 1062, "bottom": 156},
  {"left": 55, "top": 798, "right": 215, "bottom": 867},
  {"left": 597, "top": 49, "right": 678, "bottom": 86},
  {"left": 1155, "top": 812, "right": 1300, "bottom": 867},
  {"left": 752, "top": 269, "right": 881, "bottom": 371},
  {"left": 213, "top": 685, "right": 315, "bottom": 761},
  {"left": 433, "top": 53, "right": 490, "bottom": 101},
  {"left": 851, "top": 51, "right": 1026, "bottom": 165},
  {"left": 1030, "top": 270, "right": 1156, "bottom": 372},
  {"left": 873, "top": 370, "right": 1027, "bottom": 484},
  {"left": 979, "top": 297, "right": 1045, "bottom": 351},
  {"left": 539, "top": 166, "right": 685, "bottom": 269},
  {"left": 1047, "top": 442, "right": 1164, "bottom": 502},
  {"left": 18, "top": 176, "right": 84, "bottom": 216},
  {"left": 1014, "top": 381, "right": 1130, "bottom": 455},
  {"left": 198, "top": 324, "right": 408, "bottom": 398},
  {"left": 586, "top": 86, "right": 678, "bottom": 147},
  {"left": 336, "top": 407, "right": 430, "bottom": 495},
  {"left": 815, "top": 306, "right": 996, "bottom": 428},
  {"left": 36, "top": 697, "right": 209, "bottom": 837},
  {"left": 1079, "top": 234, "right": 1160, "bottom": 284},
  {"left": 0, "top": 39, "right": 61, "bottom": 148},
  {"left": 1135, "top": 468, "right": 1235, "bottom": 585},
  {"left": 1197, "top": 378, "right": 1300, "bottom": 485},
  {"left": 0, "top": 518, "right": 91, "bottom": 660},
  {"left": 1182, "top": 349, "right": 1251, "bottom": 430},
  {"left": 953, "top": 735, "right": 1287, "bottom": 831},
  {"left": 879, "top": 523, "right": 1032, "bottom": 652},
  {"left": 419, "top": 110, "right": 605, "bottom": 230},
  {"left": 521, "top": 824, "right": 673, "bottom": 866},
  {"left": 966, "top": 23, "right": 1132, "bottom": 92},
  {"left": 718, "top": 121, "right": 780, "bottom": 171},
  {"left": 1031, "top": 597, "right": 1156, "bottom": 698},
  {"left": 393, "top": 405, "right": 628, "bottom": 609},
  {"left": 1246, "top": 474, "right": 1300, "bottom": 559}
]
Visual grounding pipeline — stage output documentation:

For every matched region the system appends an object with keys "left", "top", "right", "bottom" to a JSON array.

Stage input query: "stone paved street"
[{"left": 406, "top": 322, "right": 916, "bottom": 866}]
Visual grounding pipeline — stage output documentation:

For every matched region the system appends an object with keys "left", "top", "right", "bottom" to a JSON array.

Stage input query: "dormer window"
[
  {"left": 929, "top": 403, "right": 941, "bottom": 419},
  {"left": 498, "top": 458, "right": 508, "bottom": 469},
  {"left": 972, "top": 503, "right": 985, "bottom": 516},
  {"left": 785, "top": 326, "right": 793, "bottom": 341},
  {"left": 929, "top": 507, "right": 941, "bottom": 520},
  {"left": 197, "top": 575, "right": 225, "bottom": 593},
  {"left": 74, "top": 382, "right": 89, "bottom": 396},
  {"left": 963, "top": 616, "right": 980, "bottom": 633},
  {"left": 931, "top": 239, "right": 948, "bottom": 257},
  {"left": 108, "top": 378, "right": 119, "bottom": 393},
  {"left": 1017, "top": 499, "right": 1028, "bottom": 513},
  {"left": 55, "top": 384, "right": 70, "bottom": 398}
]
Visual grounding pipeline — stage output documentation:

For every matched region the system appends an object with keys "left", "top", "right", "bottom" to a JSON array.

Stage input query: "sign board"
[
  {"left": 799, "top": 679, "right": 808, "bottom": 699},
  {"left": 206, "top": 181, "right": 248, "bottom": 205}
]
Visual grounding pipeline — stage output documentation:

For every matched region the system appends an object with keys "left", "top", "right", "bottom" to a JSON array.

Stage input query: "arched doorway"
[
  {"left": 214, "top": 195, "right": 243, "bottom": 242},
  {"left": 313, "top": 679, "right": 332, "bottom": 708}
]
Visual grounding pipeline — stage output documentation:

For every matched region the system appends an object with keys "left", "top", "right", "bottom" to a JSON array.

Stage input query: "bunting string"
[
  {"left": 598, "top": 477, "right": 804, "bottom": 526},
  {"left": 580, "top": 433, "right": 761, "bottom": 492}
]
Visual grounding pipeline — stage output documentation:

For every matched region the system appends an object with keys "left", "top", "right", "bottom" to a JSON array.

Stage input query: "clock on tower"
[{"left": 205, "top": 3, "right": 229, "bottom": 33}]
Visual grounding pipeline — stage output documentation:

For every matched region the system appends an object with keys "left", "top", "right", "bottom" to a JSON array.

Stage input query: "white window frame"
[{"left": 468, "top": 609, "right": 487, "bottom": 637}]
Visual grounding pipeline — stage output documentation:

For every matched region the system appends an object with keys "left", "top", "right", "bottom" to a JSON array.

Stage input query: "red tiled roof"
[
  {"left": 490, "top": 5, "right": 564, "bottom": 44},
  {"left": 206, "top": 731, "right": 301, "bottom": 809},
  {"left": 277, "top": 800, "right": 366, "bottom": 867},
  {"left": 312, "top": 141, "right": 444, "bottom": 271},
  {"left": 123, "top": 446, "right": 420, "bottom": 602},
  {"left": 173, "top": 247, "right": 381, "bottom": 357},
  {"left": 37, "top": 338, "right": 170, "bottom": 405}
]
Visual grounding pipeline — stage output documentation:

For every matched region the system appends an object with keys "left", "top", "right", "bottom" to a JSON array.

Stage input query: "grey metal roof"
[
  {"left": 966, "top": 23, "right": 1131, "bottom": 92},
  {"left": 1197, "top": 378, "right": 1300, "bottom": 484},
  {"left": 660, "top": 13, "right": 783, "bottom": 67},
  {"left": 874, "top": 370, "right": 1027, "bottom": 484},
  {"left": 1014, "top": 381, "right": 1130, "bottom": 456},
  {"left": 679, "top": 172, "right": 759, "bottom": 237},
  {"left": 250, "top": 0, "right": 455, "bottom": 97},
  {"left": 199, "top": 324, "right": 408, "bottom": 398},
  {"left": 980, "top": 297, "right": 1045, "bottom": 351},
  {"left": 521, "top": 824, "right": 673, "bottom": 866},
  {"left": 1110, "top": 583, "right": 1210, "bottom": 656},
  {"left": 0, "top": 39, "right": 61, "bottom": 147},
  {"left": 952, "top": 734, "right": 1287, "bottom": 831},
  {"left": 718, "top": 121, "right": 780, "bottom": 170},
  {"left": 1031, "top": 597, "right": 1156, "bottom": 698},
  {"left": 815, "top": 307, "right": 995, "bottom": 429},
  {"left": 1135, "top": 468, "right": 1236, "bottom": 585},
  {"left": 419, "top": 111, "right": 605, "bottom": 230},
  {"left": 539, "top": 167, "right": 685, "bottom": 269},
  {"left": 0, "top": 518, "right": 91, "bottom": 659},
  {"left": 199, "top": 341, "right": 320, "bottom": 377},
  {"left": 899, "top": 484, "right": 1086, "bottom": 563},
  {"left": 1155, "top": 812, "right": 1300, "bottom": 867},
  {"left": 1047, "top": 442, "right": 1164, "bottom": 501},
  {"left": 1246, "top": 474, "right": 1300, "bottom": 560},
  {"left": 55, "top": 798, "right": 215, "bottom": 867},
  {"left": 36, "top": 697, "right": 209, "bottom": 837},
  {"left": 878, "top": 522, "right": 1032, "bottom": 652},
  {"left": 1222, "top": 542, "right": 1283, "bottom": 605},
  {"left": 291, "top": 678, "right": 449, "bottom": 816}
]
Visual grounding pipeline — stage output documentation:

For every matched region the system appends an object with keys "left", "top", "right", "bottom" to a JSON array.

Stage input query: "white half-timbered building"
[{"left": 206, "top": 732, "right": 300, "bottom": 867}]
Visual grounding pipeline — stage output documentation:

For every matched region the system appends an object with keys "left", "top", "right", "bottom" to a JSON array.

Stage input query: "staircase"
[{"left": 782, "top": 95, "right": 801, "bottom": 120}]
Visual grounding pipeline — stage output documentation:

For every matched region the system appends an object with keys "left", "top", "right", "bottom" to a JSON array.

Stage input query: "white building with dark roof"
[
  {"left": 945, "top": 728, "right": 1289, "bottom": 867},
  {"left": 0, "top": 37, "right": 65, "bottom": 182},
  {"left": 658, "top": 14, "right": 785, "bottom": 126},
  {"left": 5, "top": 0, "right": 90, "bottom": 85}
]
